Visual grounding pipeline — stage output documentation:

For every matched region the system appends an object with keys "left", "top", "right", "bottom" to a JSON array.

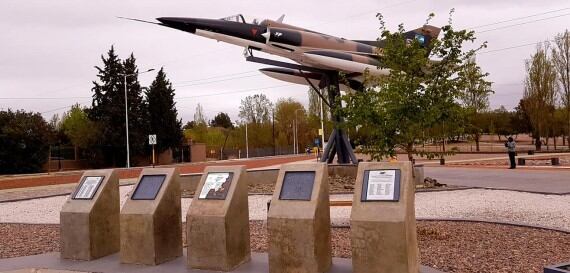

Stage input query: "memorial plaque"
[
  {"left": 131, "top": 175, "right": 165, "bottom": 200},
  {"left": 120, "top": 168, "right": 182, "bottom": 265},
  {"left": 351, "top": 162, "right": 419, "bottom": 273},
  {"left": 198, "top": 172, "right": 234, "bottom": 200},
  {"left": 268, "top": 163, "right": 331, "bottom": 273},
  {"left": 61, "top": 169, "right": 120, "bottom": 260},
  {"left": 278, "top": 171, "right": 315, "bottom": 201},
  {"left": 187, "top": 166, "right": 250, "bottom": 271},
  {"left": 72, "top": 176, "right": 104, "bottom": 200},
  {"left": 361, "top": 169, "right": 401, "bottom": 202}
]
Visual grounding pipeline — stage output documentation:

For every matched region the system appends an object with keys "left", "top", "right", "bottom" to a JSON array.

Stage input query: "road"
[{"left": 424, "top": 166, "right": 570, "bottom": 194}]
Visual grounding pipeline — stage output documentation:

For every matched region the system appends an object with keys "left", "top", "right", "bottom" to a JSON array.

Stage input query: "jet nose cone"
[{"left": 156, "top": 17, "right": 196, "bottom": 33}]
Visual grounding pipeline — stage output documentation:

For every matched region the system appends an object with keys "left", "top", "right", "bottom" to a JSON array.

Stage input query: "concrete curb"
[
  {"left": 5, "top": 218, "right": 568, "bottom": 235},
  {"left": 331, "top": 218, "right": 570, "bottom": 234}
]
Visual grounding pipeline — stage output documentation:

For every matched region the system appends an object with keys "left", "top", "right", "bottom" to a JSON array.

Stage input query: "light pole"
[
  {"left": 245, "top": 121, "right": 249, "bottom": 158},
  {"left": 119, "top": 68, "right": 154, "bottom": 168},
  {"left": 294, "top": 108, "right": 303, "bottom": 154}
]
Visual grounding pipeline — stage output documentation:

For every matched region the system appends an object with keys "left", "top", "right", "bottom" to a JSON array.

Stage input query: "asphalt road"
[{"left": 424, "top": 166, "right": 570, "bottom": 194}]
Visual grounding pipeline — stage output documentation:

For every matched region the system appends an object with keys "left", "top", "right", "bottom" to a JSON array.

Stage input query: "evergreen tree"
[
  {"left": 89, "top": 47, "right": 148, "bottom": 166},
  {"left": 145, "top": 68, "right": 183, "bottom": 153},
  {"left": 210, "top": 112, "right": 233, "bottom": 129},
  {"left": 122, "top": 53, "right": 149, "bottom": 158}
]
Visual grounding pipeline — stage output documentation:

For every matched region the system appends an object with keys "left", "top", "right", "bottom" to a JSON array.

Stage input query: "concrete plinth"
[
  {"left": 120, "top": 168, "right": 182, "bottom": 265},
  {"left": 268, "top": 163, "right": 331, "bottom": 273},
  {"left": 351, "top": 162, "right": 419, "bottom": 273},
  {"left": 0, "top": 252, "right": 446, "bottom": 273},
  {"left": 187, "top": 165, "right": 250, "bottom": 271},
  {"left": 60, "top": 169, "right": 120, "bottom": 261}
]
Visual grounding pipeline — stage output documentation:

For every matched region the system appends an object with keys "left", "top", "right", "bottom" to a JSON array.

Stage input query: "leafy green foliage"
[
  {"left": 210, "top": 112, "right": 234, "bottom": 129},
  {"left": 523, "top": 44, "right": 558, "bottom": 150},
  {"left": 343, "top": 11, "right": 486, "bottom": 161},
  {"left": 238, "top": 94, "right": 273, "bottom": 124},
  {"left": 0, "top": 110, "right": 52, "bottom": 174},
  {"left": 60, "top": 104, "right": 99, "bottom": 149}
]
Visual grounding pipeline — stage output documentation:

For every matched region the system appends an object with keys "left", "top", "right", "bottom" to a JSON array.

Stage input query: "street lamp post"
[
  {"left": 245, "top": 122, "right": 249, "bottom": 158},
  {"left": 119, "top": 68, "right": 154, "bottom": 168},
  {"left": 294, "top": 108, "right": 303, "bottom": 155}
]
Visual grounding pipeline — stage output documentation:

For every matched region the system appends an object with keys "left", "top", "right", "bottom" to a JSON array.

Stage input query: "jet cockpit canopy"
[{"left": 220, "top": 14, "right": 267, "bottom": 25}]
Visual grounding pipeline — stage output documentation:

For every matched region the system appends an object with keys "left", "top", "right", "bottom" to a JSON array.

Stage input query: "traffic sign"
[{"left": 149, "top": 134, "right": 157, "bottom": 145}]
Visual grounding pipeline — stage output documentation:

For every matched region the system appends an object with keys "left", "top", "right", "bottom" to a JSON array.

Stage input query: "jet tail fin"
[
  {"left": 276, "top": 14, "right": 285, "bottom": 23},
  {"left": 403, "top": 25, "right": 441, "bottom": 46}
]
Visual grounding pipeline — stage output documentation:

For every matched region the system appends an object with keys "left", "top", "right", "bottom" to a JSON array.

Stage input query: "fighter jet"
[
  {"left": 140, "top": 14, "right": 440, "bottom": 164},
  {"left": 155, "top": 14, "right": 441, "bottom": 91}
]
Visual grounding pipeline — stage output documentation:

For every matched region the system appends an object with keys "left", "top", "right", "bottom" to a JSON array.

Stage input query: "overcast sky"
[{"left": 1, "top": 0, "right": 569, "bottom": 123}]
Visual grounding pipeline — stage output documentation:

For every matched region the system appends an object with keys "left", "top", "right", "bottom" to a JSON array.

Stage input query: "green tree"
[
  {"left": 193, "top": 103, "right": 206, "bottom": 126},
  {"left": 0, "top": 110, "right": 52, "bottom": 174},
  {"left": 307, "top": 88, "right": 332, "bottom": 144},
  {"left": 89, "top": 47, "right": 148, "bottom": 166},
  {"left": 146, "top": 68, "right": 183, "bottom": 154},
  {"left": 210, "top": 112, "right": 234, "bottom": 129},
  {"left": 238, "top": 94, "right": 273, "bottom": 124},
  {"left": 512, "top": 99, "right": 532, "bottom": 136},
  {"left": 274, "top": 98, "right": 308, "bottom": 152},
  {"left": 459, "top": 58, "right": 493, "bottom": 151},
  {"left": 342, "top": 11, "right": 484, "bottom": 161},
  {"left": 552, "top": 30, "right": 570, "bottom": 148},
  {"left": 60, "top": 104, "right": 99, "bottom": 160},
  {"left": 523, "top": 44, "right": 558, "bottom": 151}
]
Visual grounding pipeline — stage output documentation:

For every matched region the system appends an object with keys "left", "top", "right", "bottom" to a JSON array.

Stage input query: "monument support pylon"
[{"left": 245, "top": 54, "right": 358, "bottom": 164}]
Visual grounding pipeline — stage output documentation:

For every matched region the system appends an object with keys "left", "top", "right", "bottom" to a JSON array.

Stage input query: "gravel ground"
[
  {"left": 2, "top": 221, "right": 569, "bottom": 273},
  {"left": 1, "top": 187, "right": 569, "bottom": 232},
  {"left": 181, "top": 175, "right": 356, "bottom": 197}
]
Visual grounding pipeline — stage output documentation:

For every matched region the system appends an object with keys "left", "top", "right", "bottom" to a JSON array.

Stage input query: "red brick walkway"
[{"left": 0, "top": 155, "right": 314, "bottom": 191}]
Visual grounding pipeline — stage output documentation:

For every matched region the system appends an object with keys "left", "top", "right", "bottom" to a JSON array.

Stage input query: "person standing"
[{"left": 505, "top": 137, "right": 516, "bottom": 169}]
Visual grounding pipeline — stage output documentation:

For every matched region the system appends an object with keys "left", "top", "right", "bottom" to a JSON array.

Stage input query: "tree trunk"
[
  {"left": 407, "top": 143, "right": 414, "bottom": 162},
  {"left": 535, "top": 136, "right": 542, "bottom": 151},
  {"left": 475, "top": 133, "right": 480, "bottom": 152}
]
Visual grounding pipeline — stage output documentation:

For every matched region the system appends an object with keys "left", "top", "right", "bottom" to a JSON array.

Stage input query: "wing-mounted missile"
[
  {"left": 259, "top": 68, "right": 362, "bottom": 92},
  {"left": 303, "top": 50, "right": 388, "bottom": 76}
]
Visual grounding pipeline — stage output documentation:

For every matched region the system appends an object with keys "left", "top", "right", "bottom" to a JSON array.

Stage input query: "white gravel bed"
[
  {"left": 415, "top": 189, "right": 570, "bottom": 231},
  {"left": 1, "top": 188, "right": 569, "bottom": 231}
]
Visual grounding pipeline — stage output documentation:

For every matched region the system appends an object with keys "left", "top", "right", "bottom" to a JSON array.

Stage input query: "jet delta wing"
[{"left": 155, "top": 14, "right": 440, "bottom": 90}]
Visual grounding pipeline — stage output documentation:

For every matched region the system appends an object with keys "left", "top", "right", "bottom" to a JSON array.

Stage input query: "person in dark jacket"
[{"left": 505, "top": 137, "right": 516, "bottom": 169}]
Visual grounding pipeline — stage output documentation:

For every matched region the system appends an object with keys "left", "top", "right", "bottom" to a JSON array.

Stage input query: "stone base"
[
  {"left": 0, "top": 252, "right": 445, "bottom": 273},
  {"left": 544, "top": 262, "right": 570, "bottom": 273}
]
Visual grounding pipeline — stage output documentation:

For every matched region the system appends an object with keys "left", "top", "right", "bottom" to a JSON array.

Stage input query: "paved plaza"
[{"left": 425, "top": 166, "right": 570, "bottom": 194}]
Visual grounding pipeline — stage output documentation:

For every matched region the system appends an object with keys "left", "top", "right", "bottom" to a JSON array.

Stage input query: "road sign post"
[{"left": 149, "top": 134, "right": 157, "bottom": 167}]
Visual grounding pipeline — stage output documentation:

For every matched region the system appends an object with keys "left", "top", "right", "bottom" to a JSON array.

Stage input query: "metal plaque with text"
[
  {"left": 73, "top": 176, "right": 104, "bottom": 200},
  {"left": 361, "top": 169, "right": 401, "bottom": 202},
  {"left": 279, "top": 171, "right": 315, "bottom": 201},
  {"left": 131, "top": 175, "right": 166, "bottom": 200}
]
